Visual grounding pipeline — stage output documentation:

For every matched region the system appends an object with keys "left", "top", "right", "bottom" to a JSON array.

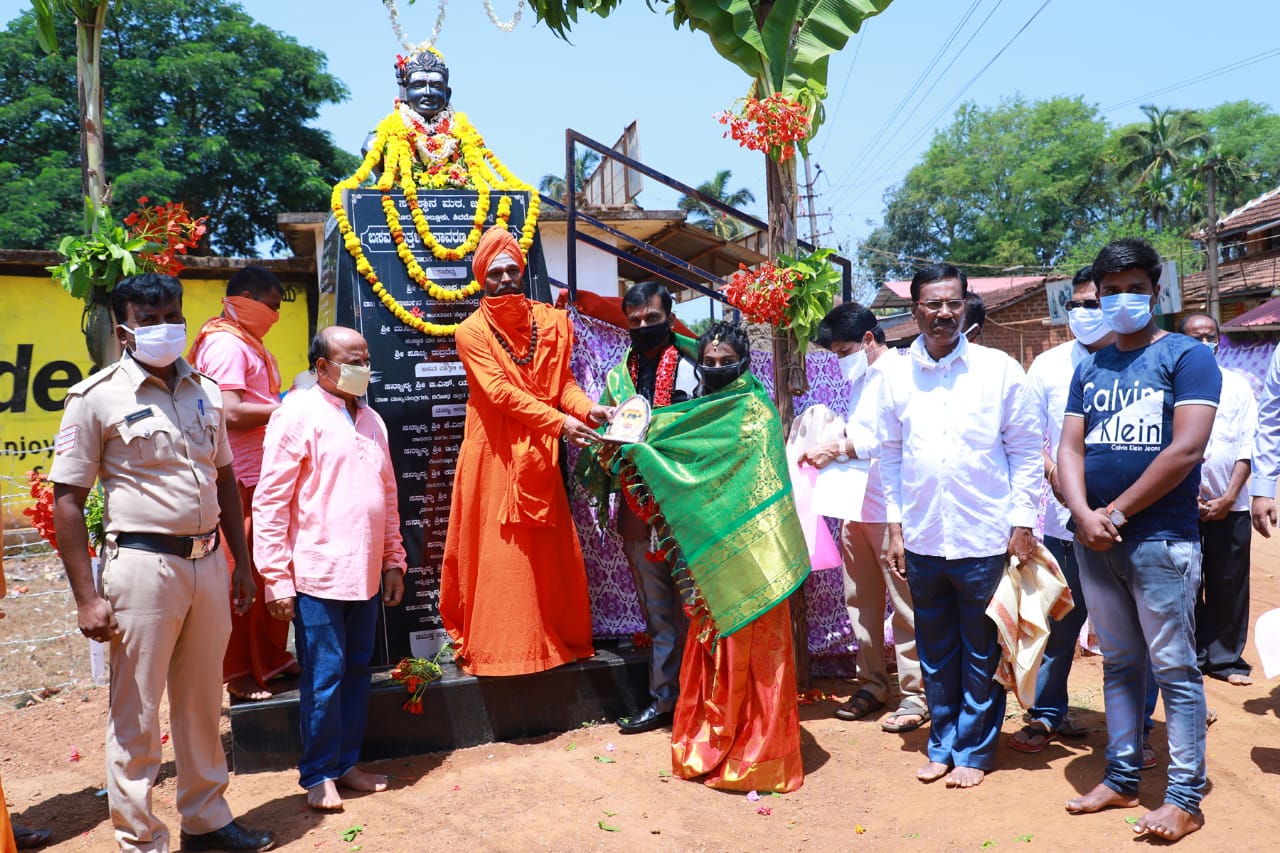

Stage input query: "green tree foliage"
[
  {"left": 1199, "top": 100, "right": 1280, "bottom": 213},
  {"left": 0, "top": 0, "right": 359, "bottom": 255},
  {"left": 678, "top": 170, "right": 756, "bottom": 239},
  {"left": 538, "top": 150, "right": 601, "bottom": 200},
  {"left": 859, "top": 96, "right": 1115, "bottom": 282}
]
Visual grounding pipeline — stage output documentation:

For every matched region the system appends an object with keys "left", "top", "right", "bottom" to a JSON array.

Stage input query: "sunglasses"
[{"left": 1065, "top": 299, "right": 1101, "bottom": 311}]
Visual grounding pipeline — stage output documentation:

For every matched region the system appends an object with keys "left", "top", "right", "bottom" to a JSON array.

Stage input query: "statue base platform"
[{"left": 229, "top": 640, "right": 650, "bottom": 774}]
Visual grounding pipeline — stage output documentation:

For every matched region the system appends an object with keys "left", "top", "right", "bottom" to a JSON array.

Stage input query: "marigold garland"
[{"left": 331, "top": 105, "right": 540, "bottom": 336}]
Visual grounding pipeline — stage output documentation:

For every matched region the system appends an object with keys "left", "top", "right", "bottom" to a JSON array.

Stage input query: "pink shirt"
[
  {"left": 192, "top": 330, "right": 277, "bottom": 487},
  {"left": 253, "top": 385, "right": 406, "bottom": 602}
]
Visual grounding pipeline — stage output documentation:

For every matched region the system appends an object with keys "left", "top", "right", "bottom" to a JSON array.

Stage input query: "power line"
[
  {"left": 1102, "top": 46, "right": 1280, "bottom": 113},
  {"left": 832, "top": 0, "right": 1054, "bottom": 205},
  {"left": 827, "top": 1, "right": 984, "bottom": 196},
  {"left": 817, "top": 30, "right": 866, "bottom": 161}
]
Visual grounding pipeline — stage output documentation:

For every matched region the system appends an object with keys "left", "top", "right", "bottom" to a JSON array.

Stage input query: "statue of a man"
[{"left": 397, "top": 50, "right": 452, "bottom": 123}]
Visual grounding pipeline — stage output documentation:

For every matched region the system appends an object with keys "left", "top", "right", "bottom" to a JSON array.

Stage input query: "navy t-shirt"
[{"left": 1065, "top": 333, "right": 1221, "bottom": 541}]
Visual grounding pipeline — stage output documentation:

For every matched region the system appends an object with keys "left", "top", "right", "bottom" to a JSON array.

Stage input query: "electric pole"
[
  {"left": 1206, "top": 161, "right": 1220, "bottom": 323},
  {"left": 802, "top": 155, "right": 821, "bottom": 246}
]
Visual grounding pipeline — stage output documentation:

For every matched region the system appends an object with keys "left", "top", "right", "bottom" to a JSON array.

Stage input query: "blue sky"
[{"left": 4, "top": 0, "right": 1280, "bottom": 265}]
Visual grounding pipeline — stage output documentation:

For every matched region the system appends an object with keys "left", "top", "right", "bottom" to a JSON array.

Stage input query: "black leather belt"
[{"left": 117, "top": 530, "right": 220, "bottom": 560}]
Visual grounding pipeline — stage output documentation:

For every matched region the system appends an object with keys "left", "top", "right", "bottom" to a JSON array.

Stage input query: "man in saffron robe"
[
  {"left": 439, "top": 228, "right": 610, "bottom": 675},
  {"left": 189, "top": 266, "right": 297, "bottom": 701}
]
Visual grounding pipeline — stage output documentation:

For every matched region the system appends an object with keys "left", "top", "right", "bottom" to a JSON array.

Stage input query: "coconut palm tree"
[
  {"left": 1117, "top": 105, "right": 1210, "bottom": 187},
  {"left": 538, "top": 150, "right": 602, "bottom": 200},
  {"left": 678, "top": 170, "right": 756, "bottom": 240}
]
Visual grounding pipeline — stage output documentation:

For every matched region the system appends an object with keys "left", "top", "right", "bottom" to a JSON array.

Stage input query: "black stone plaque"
[{"left": 321, "top": 188, "right": 550, "bottom": 664}]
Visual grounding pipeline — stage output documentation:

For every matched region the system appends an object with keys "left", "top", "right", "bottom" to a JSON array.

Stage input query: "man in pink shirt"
[
  {"left": 253, "top": 326, "right": 407, "bottom": 813},
  {"left": 189, "top": 266, "right": 296, "bottom": 701}
]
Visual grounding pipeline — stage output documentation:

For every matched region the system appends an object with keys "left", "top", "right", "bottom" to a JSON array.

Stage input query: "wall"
[
  {"left": 981, "top": 290, "right": 1073, "bottom": 369},
  {"left": 0, "top": 273, "right": 312, "bottom": 529},
  {"left": 540, "top": 236, "right": 621, "bottom": 297}
]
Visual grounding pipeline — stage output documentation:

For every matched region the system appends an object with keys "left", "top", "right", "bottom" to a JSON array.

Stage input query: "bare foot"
[
  {"left": 226, "top": 676, "right": 271, "bottom": 701},
  {"left": 1227, "top": 673, "right": 1252, "bottom": 686},
  {"left": 1064, "top": 782, "right": 1140, "bottom": 814},
  {"left": 944, "top": 766, "right": 985, "bottom": 788},
  {"left": 917, "top": 762, "right": 950, "bottom": 783},
  {"left": 306, "top": 779, "right": 343, "bottom": 812},
  {"left": 1134, "top": 804, "right": 1204, "bottom": 841},
  {"left": 338, "top": 767, "right": 389, "bottom": 793}
]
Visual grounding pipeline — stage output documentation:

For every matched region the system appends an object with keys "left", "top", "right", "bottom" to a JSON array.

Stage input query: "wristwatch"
[
  {"left": 835, "top": 439, "right": 850, "bottom": 463},
  {"left": 1106, "top": 503, "right": 1127, "bottom": 528}
]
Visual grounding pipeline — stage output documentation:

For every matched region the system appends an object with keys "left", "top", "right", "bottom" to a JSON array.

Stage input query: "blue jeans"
[
  {"left": 905, "top": 551, "right": 1006, "bottom": 770},
  {"left": 1073, "top": 539, "right": 1206, "bottom": 815},
  {"left": 294, "top": 593, "right": 380, "bottom": 790},
  {"left": 1028, "top": 536, "right": 1090, "bottom": 731}
]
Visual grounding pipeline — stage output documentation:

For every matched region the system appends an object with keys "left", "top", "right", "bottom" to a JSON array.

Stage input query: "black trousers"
[{"left": 1196, "top": 511, "right": 1252, "bottom": 678}]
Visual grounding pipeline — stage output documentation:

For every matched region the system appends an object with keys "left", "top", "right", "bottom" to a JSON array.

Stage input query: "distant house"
[
  {"left": 1183, "top": 185, "right": 1280, "bottom": 389},
  {"left": 871, "top": 274, "right": 1070, "bottom": 368}
]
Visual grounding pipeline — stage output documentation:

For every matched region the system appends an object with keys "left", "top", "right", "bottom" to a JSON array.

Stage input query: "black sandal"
[{"left": 833, "top": 689, "right": 884, "bottom": 721}]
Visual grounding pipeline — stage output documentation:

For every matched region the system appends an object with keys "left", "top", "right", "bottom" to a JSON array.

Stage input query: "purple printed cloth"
[{"left": 567, "top": 310, "right": 857, "bottom": 676}]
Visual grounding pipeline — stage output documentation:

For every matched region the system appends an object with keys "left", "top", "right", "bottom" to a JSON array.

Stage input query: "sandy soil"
[{"left": 2, "top": 538, "right": 1279, "bottom": 852}]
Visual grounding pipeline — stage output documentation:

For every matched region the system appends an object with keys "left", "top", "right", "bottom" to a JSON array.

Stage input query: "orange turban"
[{"left": 472, "top": 228, "right": 525, "bottom": 283}]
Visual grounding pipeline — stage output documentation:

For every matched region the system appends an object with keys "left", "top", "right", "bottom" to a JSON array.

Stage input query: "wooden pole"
[{"left": 1205, "top": 162, "right": 1221, "bottom": 323}]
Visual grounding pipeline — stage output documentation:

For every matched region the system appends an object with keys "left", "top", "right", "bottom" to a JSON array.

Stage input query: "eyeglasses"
[
  {"left": 1065, "top": 299, "right": 1101, "bottom": 311},
  {"left": 916, "top": 299, "right": 965, "bottom": 314},
  {"left": 1189, "top": 334, "right": 1219, "bottom": 344}
]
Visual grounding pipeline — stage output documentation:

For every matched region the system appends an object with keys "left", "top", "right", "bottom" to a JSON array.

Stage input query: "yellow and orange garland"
[{"left": 331, "top": 107, "right": 540, "bottom": 336}]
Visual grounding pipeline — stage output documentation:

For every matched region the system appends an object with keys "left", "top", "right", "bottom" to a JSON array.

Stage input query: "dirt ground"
[{"left": 2, "top": 537, "right": 1279, "bottom": 852}]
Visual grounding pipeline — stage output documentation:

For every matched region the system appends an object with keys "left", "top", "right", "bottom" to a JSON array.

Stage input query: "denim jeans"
[
  {"left": 1073, "top": 539, "right": 1206, "bottom": 815},
  {"left": 905, "top": 551, "right": 1007, "bottom": 770},
  {"left": 294, "top": 593, "right": 380, "bottom": 790},
  {"left": 1028, "top": 536, "right": 1090, "bottom": 731}
]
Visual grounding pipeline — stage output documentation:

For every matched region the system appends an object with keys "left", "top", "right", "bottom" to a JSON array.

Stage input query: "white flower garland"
[{"left": 383, "top": 0, "right": 525, "bottom": 52}]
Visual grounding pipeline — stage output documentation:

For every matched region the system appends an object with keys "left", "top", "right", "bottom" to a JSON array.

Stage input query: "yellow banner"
[{"left": 1, "top": 274, "right": 311, "bottom": 525}]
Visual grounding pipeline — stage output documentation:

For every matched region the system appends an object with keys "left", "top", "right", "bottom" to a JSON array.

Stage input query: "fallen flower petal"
[
  {"left": 757, "top": 806, "right": 772, "bottom": 816},
  {"left": 746, "top": 790, "right": 760, "bottom": 802}
]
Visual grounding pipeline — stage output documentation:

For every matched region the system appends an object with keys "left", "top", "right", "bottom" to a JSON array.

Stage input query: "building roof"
[
  {"left": 1194, "top": 184, "right": 1280, "bottom": 239},
  {"left": 1222, "top": 294, "right": 1280, "bottom": 331},
  {"left": 872, "top": 274, "right": 1053, "bottom": 312},
  {"left": 1181, "top": 250, "right": 1280, "bottom": 302}
]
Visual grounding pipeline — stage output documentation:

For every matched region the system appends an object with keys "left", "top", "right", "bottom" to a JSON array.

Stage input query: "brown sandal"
[{"left": 834, "top": 689, "right": 884, "bottom": 721}]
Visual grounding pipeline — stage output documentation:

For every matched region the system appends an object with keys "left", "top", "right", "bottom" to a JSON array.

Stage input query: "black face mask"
[
  {"left": 699, "top": 361, "right": 746, "bottom": 392},
  {"left": 629, "top": 320, "right": 671, "bottom": 352}
]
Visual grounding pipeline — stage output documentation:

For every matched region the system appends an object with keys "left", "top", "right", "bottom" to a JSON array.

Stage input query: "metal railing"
[{"left": 557, "top": 129, "right": 853, "bottom": 304}]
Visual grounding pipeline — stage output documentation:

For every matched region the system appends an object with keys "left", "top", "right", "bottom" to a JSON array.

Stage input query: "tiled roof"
[
  {"left": 873, "top": 275, "right": 1051, "bottom": 311},
  {"left": 1222, "top": 294, "right": 1280, "bottom": 330},
  {"left": 1201, "top": 184, "right": 1280, "bottom": 238},
  {"left": 1182, "top": 251, "right": 1280, "bottom": 301}
]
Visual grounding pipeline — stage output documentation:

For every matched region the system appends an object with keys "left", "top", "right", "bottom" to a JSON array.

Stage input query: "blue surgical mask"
[
  {"left": 1202, "top": 339, "right": 1218, "bottom": 355},
  {"left": 1100, "top": 293, "right": 1153, "bottom": 335},
  {"left": 1067, "top": 307, "right": 1110, "bottom": 346}
]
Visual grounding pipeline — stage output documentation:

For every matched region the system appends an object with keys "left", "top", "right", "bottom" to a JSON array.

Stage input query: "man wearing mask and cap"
[
  {"left": 800, "top": 301, "right": 927, "bottom": 734},
  {"left": 439, "top": 228, "right": 610, "bottom": 678},
  {"left": 589, "top": 282, "right": 698, "bottom": 734},
  {"left": 1009, "top": 267, "right": 1115, "bottom": 754},
  {"left": 1058, "top": 238, "right": 1219, "bottom": 841},
  {"left": 48, "top": 273, "right": 273, "bottom": 852},
  {"left": 188, "top": 266, "right": 297, "bottom": 702},
  {"left": 254, "top": 325, "right": 407, "bottom": 813}
]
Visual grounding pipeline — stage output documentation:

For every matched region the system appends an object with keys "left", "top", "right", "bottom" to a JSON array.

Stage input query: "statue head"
[{"left": 396, "top": 50, "right": 452, "bottom": 120}]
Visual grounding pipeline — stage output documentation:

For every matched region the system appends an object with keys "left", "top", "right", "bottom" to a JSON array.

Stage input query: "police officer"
[{"left": 49, "top": 274, "right": 274, "bottom": 853}]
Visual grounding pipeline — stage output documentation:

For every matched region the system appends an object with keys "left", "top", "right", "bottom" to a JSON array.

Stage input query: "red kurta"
[{"left": 439, "top": 297, "right": 596, "bottom": 675}]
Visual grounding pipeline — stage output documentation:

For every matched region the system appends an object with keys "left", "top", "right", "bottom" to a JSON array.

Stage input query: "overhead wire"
[{"left": 1101, "top": 46, "right": 1280, "bottom": 113}]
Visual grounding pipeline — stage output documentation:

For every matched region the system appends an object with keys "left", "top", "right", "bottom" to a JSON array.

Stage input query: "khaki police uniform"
[{"left": 49, "top": 355, "right": 236, "bottom": 853}]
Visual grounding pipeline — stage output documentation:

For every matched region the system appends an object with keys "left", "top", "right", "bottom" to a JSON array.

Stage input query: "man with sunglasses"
[
  {"left": 880, "top": 263, "right": 1041, "bottom": 790},
  {"left": 1009, "top": 267, "right": 1115, "bottom": 755}
]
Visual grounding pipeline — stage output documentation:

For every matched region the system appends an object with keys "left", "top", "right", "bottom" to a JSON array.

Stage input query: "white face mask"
[
  {"left": 120, "top": 323, "right": 187, "bottom": 368},
  {"left": 1201, "top": 339, "right": 1218, "bottom": 355},
  {"left": 331, "top": 362, "right": 371, "bottom": 396},
  {"left": 1101, "top": 292, "right": 1154, "bottom": 334},
  {"left": 838, "top": 349, "right": 868, "bottom": 385},
  {"left": 1067, "top": 307, "right": 1110, "bottom": 346}
]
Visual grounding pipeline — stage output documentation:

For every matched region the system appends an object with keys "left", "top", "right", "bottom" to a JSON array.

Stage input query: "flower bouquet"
[{"left": 388, "top": 644, "right": 453, "bottom": 715}]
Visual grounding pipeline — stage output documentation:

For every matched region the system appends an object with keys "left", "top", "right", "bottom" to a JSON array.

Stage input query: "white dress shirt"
[
  {"left": 1025, "top": 339, "right": 1090, "bottom": 541},
  {"left": 879, "top": 336, "right": 1042, "bottom": 559},
  {"left": 1202, "top": 367, "right": 1256, "bottom": 512},
  {"left": 842, "top": 354, "right": 890, "bottom": 523},
  {"left": 1251, "top": 342, "right": 1280, "bottom": 499}
]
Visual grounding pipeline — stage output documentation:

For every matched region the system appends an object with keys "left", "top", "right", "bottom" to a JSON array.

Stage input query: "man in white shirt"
[
  {"left": 801, "top": 302, "right": 926, "bottom": 733},
  {"left": 880, "top": 263, "right": 1041, "bottom": 789},
  {"left": 1181, "top": 313, "right": 1256, "bottom": 687},
  {"left": 1010, "top": 267, "right": 1114, "bottom": 753}
]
